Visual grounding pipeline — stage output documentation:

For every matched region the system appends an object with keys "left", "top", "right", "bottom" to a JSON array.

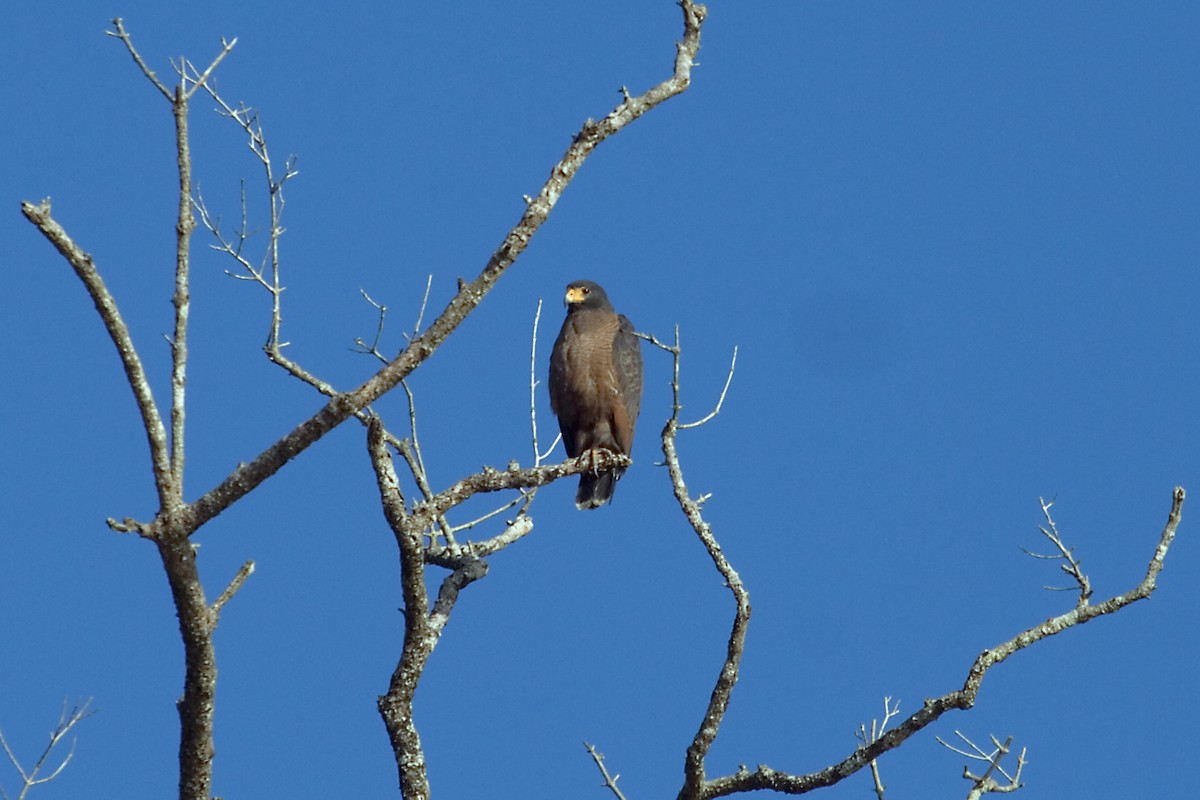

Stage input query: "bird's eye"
[{"left": 582, "top": 287, "right": 590, "bottom": 295}]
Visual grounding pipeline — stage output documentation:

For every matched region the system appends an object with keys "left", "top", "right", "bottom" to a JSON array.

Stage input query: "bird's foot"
[{"left": 582, "top": 448, "right": 619, "bottom": 475}]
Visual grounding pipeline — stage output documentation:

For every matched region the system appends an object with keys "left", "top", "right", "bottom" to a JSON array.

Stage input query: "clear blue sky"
[{"left": 4, "top": 2, "right": 1197, "bottom": 798}]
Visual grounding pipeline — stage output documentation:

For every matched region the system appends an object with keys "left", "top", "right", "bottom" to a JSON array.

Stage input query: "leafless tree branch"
[
  {"left": 1020, "top": 497, "right": 1091, "bottom": 604},
  {"left": 105, "top": 19, "right": 173, "bottom": 100},
  {"left": 406, "top": 275, "right": 434, "bottom": 343},
  {"left": 682, "top": 346, "right": 737, "bottom": 429},
  {"left": 211, "top": 559, "right": 255, "bottom": 619},
  {"left": 366, "top": 414, "right": 549, "bottom": 797},
  {"left": 106, "top": 19, "right": 235, "bottom": 501},
  {"left": 855, "top": 697, "right": 901, "bottom": 800},
  {"left": 367, "top": 416, "right": 434, "bottom": 800},
  {"left": 531, "top": 298, "right": 564, "bottom": 464},
  {"left": 645, "top": 328, "right": 746, "bottom": 800},
  {"left": 686, "top": 487, "right": 1182, "bottom": 798},
  {"left": 937, "top": 731, "right": 1027, "bottom": 798},
  {"left": 427, "top": 514, "right": 536, "bottom": 565},
  {"left": 19, "top": 200, "right": 173, "bottom": 509},
  {"left": 353, "top": 289, "right": 392, "bottom": 361},
  {"left": 178, "top": 40, "right": 237, "bottom": 101},
  {"left": 0, "top": 698, "right": 94, "bottom": 800},
  {"left": 192, "top": 78, "right": 308, "bottom": 390},
  {"left": 585, "top": 742, "right": 629, "bottom": 800}
]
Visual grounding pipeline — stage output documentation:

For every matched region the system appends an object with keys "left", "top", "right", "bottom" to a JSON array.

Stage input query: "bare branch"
[
  {"left": 20, "top": 200, "right": 174, "bottom": 513},
  {"left": 353, "top": 289, "right": 391, "bottom": 362},
  {"left": 168, "top": 62, "right": 194, "bottom": 504},
  {"left": 180, "top": 39, "right": 237, "bottom": 100},
  {"left": 0, "top": 698, "right": 94, "bottom": 800},
  {"left": 367, "top": 416, "right": 433, "bottom": 799},
  {"left": 430, "top": 514, "right": 535, "bottom": 564},
  {"left": 429, "top": 558, "right": 488, "bottom": 633},
  {"left": 366, "top": 399, "right": 634, "bottom": 797},
  {"left": 102, "top": 25, "right": 239, "bottom": 510},
  {"left": 395, "top": 381, "right": 457, "bottom": 548},
  {"left": 681, "top": 346, "right": 737, "bottom": 429},
  {"left": 663, "top": 333, "right": 749, "bottom": 800},
  {"left": 692, "top": 487, "right": 1184, "bottom": 799},
  {"left": 106, "top": 19, "right": 172, "bottom": 100},
  {"left": 585, "top": 742, "right": 629, "bottom": 800},
  {"left": 1024, "top": 497, "right": 1091, "bottom": 604},
  {"left": 643, "top": 325, "right": 745, "bottom": 800},
  {"left": 411, "top": 451, "right": 630, "bottom": 534},
  {"left": 210, "top": 560, "right": 255, "bottom": 619},
  {"left": 636, "top": 327, "right": 737, "bottom": 431},
  {"left": 530, "top": 298, "right": 557, "bottom": 465},
  {"left": 198, "top": 90, "right": 297, "bottom": 360},
  {"left": 446, "top": 494, "right": 527, "bottom": 535},
  {"left": 937, "top": 732, "right": 1027, "bottom": 798},
  {"left": 855, "top": 697, "right": 901, "bottom": 800},
  {"left": 406, "top": 274, "right": 434, "bottom": 343},
  {"left": 936, "top": 729, "right": 991, "bottom": 761}
]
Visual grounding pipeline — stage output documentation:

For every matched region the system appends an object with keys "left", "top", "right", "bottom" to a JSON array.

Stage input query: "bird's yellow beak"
[{"left": 565, "top": 286, "right": 588, "bottom": 304}]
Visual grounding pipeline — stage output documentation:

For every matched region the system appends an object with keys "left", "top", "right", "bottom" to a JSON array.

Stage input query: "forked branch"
[
  {"left": 937, "top": 731, "right": 1027, "bottom": 798},
  {"left": 689, "top": 487, "right": 1183, "bottom": 799},
  {"left": 0, "top": 699, "right": 93, "bottom": 800},
  {"left": 855, "top": 697, "right": 902, "bottom": 800},
  {"left": 644, "top": 331, "right": 745, "bottom": 800}
]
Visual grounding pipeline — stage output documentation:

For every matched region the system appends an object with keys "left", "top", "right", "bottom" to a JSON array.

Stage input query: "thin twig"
[
  {"left": 530, "top": 298, "right": 562, "bottom": 465},
  {"left": 855, "top": 697, "right": 901, "bottom": 800},
  {"left": 106, "top": 19, "right": 172, "bottom": 99},
  {"left": 395, "top": 380, "right": 456, "bottom": 548},
  {"left": 447, "top": 495, "right": 525, "bottom": 534},
  {"left": 407, "top": 274, "right": 434, "bottom": 342},
  {"left": 211, "top": 560, "right": 255, "bottom": 618},
  {"left": 681, "top": 346, "right": 737, "bottom": 429},
  {"left": 353, "top": 289, "right": 390, "bottom": 362},
  {"left": 192, "top": 77, "right": 303, "bottom": 389},
  {"left": 179, "top": 40, "right": 237, "bottom": 100},
  {"left": 0, "top": 698, "right": 94, "bottom": 800},
  {"left": 1023, "top": 497, "right": 1092, "bottom": 605},
  {"left": 585, "top": 743, "right": 629, "bottom": 800},
  {"left": 428, "top": 514, "right": 536, "bottom": 566},
  {"left": 938, "top": 732, "right": 1026, "bottom": 798}
]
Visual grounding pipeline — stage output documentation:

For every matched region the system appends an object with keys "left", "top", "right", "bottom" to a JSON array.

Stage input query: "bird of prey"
[{"left": 548, "top": 280, "right": 644, "bottom": 509}]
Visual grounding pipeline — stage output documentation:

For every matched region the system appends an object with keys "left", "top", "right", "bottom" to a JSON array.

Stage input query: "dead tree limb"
[{"left": 688, "top": 487, "right": 1183, "bottom": 799}]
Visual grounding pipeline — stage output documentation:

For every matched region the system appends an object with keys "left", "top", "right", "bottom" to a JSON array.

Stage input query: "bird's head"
[{"left": 563, "top": 280, "right": 612, "bottom": 311}]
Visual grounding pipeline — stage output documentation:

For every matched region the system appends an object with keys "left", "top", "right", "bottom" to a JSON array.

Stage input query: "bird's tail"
[{"left": 576, "top": 469, "right": 622, "bottom": 510}]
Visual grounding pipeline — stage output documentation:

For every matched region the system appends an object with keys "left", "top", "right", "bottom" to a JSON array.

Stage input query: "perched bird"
[{"left": 549, "top": 280, "right": 644, "bottom": 509}]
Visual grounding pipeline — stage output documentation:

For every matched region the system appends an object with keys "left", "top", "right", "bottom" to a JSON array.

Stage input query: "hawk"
[{"left": 548, "top": 280, "right": 644, "bottom": 509}]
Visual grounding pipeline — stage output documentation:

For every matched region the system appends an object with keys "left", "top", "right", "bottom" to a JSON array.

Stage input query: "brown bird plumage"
[{"left": 549, "top": 280, "right": 644, "bottom": 509}]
